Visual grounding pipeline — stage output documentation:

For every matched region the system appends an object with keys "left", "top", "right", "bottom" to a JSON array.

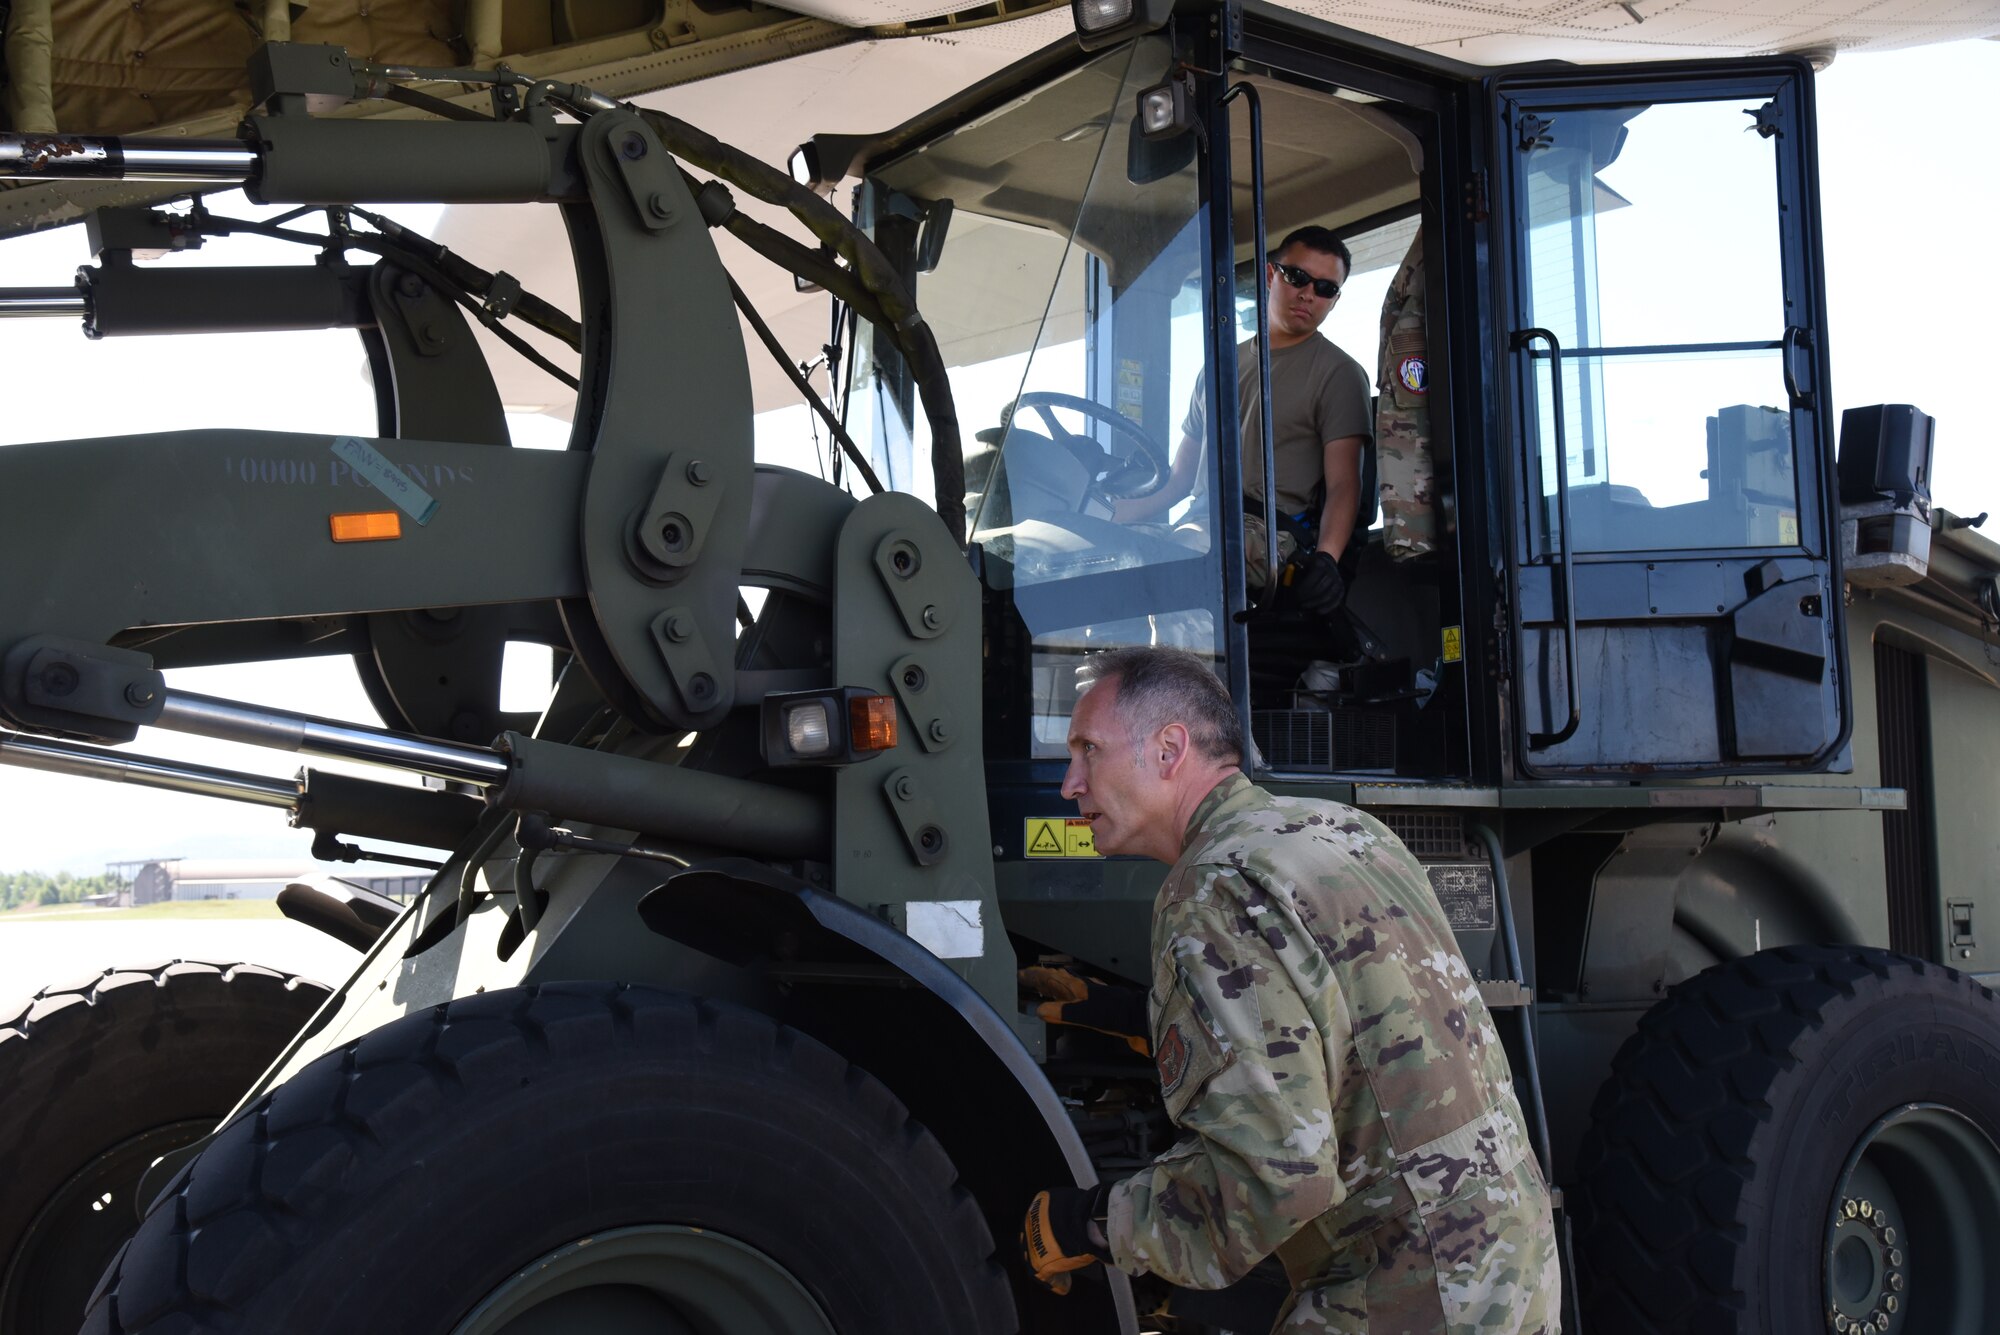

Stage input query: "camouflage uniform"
[
  {"left": 1105, "top": 774, "right": 1559, "bottom": 1333},
  {"left": 1376, "top": 228, "right": 1436, "bottom": 562}
]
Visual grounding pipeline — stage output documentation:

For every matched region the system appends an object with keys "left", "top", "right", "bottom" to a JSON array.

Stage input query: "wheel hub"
[
  {"left": 1823, "top": 1102, "right": 2000, "bottom": 1335},
  {"left": 1827, "top": 1193, "right": 1903, "bottom": 1333}
]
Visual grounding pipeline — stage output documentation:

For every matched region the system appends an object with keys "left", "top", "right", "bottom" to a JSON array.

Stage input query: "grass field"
[{"left": 1, "top": 899, "right": 285, "bottom": 923}]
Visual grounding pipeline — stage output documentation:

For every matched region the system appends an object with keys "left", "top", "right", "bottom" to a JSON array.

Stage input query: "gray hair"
[{"left": 1077, "top": 646, "right": 1244, "bottom": 764}]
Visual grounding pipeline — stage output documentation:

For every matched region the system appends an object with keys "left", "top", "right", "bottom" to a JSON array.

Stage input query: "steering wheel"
[{"left": 1012, "top": 391, "right": 1172, "bottom": 502}]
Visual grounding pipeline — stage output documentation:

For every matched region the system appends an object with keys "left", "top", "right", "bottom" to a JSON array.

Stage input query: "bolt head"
[
  {"left": 124, "top": 681, "right": 156, "bottom": 707},
  {"left": 619, "top": 133, "right": 648, "bottom": 160},
  {"left": 686, "top": 459, "right": 711, "bottom": 485},
  {"left": 1844, "top": 1199, "right": 1859, "bottom": 1219},
  {"left": 921, "top": 605, "right": 941, "bottom": 629},
  {"left": 928, "top": 720, "right": 949, "bottom": 742},
  {"left": 664, "top": 615, "right": 690, "bottom": 642},
  {"left": 1885, "top": 1296, "right": 1898, "bottom": 1314},
  {"left": 1888, "top": 1248, "right": 1902, "bottom": 1267},
  {"left": 893, "top": 776, "right": 915, "bottom": 800},
  {"left": 40, "top": 662, "right": 79, "bottom": 697},
  {"left": 1887, "top": 1272, "right": 1903, "bottom": 1292},
  {"left": 649, "top": 192, "right": 674, "bottom": 220},
  {"left": 1880, "top": 1226, "right": 1894, "bottom": 1245}
]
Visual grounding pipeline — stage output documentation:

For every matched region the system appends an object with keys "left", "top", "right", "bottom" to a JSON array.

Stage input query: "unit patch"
[
  {"left": 1398, "top": 355, "right": 1428, "bottom": 395},
  {"left": 1156, "top": 1023, "right": 1189, "bottom": 1097}
]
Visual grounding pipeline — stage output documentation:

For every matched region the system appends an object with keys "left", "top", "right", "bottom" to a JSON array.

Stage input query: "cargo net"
[{"left": 1252, "top": 706, "right": 1395, "bottom": 772}]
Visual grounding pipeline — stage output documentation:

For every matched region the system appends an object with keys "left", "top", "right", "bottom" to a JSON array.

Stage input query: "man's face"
[
  {"left": 1060, "top": 677, "right": 1173, "bottom": 858},
  {"left": 1265, "top": 244, "right": 1346, "bottom": 343}
]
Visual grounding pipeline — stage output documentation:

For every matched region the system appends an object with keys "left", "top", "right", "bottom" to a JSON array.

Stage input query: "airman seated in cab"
[{"left": 1115, "top": 226, "right": 1371, "bottom": 617}]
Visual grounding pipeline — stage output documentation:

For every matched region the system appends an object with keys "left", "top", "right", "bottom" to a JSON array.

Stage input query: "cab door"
[{"left": 1491, "top": 61, "right": 1846, "bottom": 776}]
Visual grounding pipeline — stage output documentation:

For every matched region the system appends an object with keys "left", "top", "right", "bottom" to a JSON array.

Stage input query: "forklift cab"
[{"left": 831, "top": 2, "right": 1845, "bottom": 791}]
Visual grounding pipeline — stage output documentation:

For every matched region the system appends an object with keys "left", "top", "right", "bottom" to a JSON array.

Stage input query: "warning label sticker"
[
  {"left": 1025, "top": 818, "right": 1100, "bottom": 858},
  {"left": 1441, "top": 625, "right": 1463, "bottom": 664}
]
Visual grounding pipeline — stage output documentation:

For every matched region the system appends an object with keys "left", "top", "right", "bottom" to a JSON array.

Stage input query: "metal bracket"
[
  {"left": 872, "top": 530, "right": 954, "bottom": 639},
  {"left": 882, "top": 765, "right": 948, "bottom": 866},
  {"left": 2, "top": 635, "right": 164, "bottom": 742},
  {"left": 649, "top": 606, "right": 723, "bottom": 714},
  {"left": 1518, "top": 113, "right": 1556, "bottom": 152},
  {"left": 888, "top": 653, "right": 954, "bottom": 753},
  {"left": 629, "top": 453, "right": 725, "bottom": 581},
  {"left": 604, "top": 117, "right": 679, "bottom": 232},
  {"left": 385, "top": 266, "right": 458, "bottom": 358}
]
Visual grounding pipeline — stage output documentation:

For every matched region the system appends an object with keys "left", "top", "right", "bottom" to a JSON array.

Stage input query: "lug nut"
[
  {"left": 1844, "top": 1200, "right": 1859, "bottom": 1219},
  {"left": 1880, "top": 1226, "right": 1894, "bottom": 1245}
]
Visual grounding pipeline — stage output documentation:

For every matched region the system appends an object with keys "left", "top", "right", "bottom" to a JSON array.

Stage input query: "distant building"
[{"left": 125, "top": 859, "right": 428, "bottom": 906}]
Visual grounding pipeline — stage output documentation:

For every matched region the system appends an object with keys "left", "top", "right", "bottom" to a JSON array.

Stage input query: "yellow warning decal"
[
  {"left": 1779, "top": 513, "right": 1799, "bottom": 546},
  {"left": 1025, "top": 817, "right": 1101, "bottom": 858},
  {"left": 1442, "top": 625, "right": 1463, "bottom": 664}
]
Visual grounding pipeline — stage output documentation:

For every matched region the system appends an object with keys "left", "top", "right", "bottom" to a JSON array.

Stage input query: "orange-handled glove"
[
  {"left": 1020, "top": 966, "right": 1150, "bottom": 1058},
  {"left": 1022, "top": 1184, "right": 1112, "bottom": 1293}
]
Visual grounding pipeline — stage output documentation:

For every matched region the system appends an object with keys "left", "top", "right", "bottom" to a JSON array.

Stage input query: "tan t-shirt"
[{"left": 1183, "top": 335, "right": 1373, "bottom": 520}]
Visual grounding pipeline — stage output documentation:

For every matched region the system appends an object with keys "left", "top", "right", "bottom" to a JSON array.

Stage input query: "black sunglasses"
[{"left": 1271, "top": 260, "right": 1341, "bottom": 300}]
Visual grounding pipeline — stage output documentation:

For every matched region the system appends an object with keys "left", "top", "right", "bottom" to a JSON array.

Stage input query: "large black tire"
[
  {"left": 82, "top": 982, "right": 1018, "bottom": 1335},
  {"left": 0, "top": 961, "right": 331, "bottom": 1335},
  {"left": 1574, "top": 944, "right": 2000, "bottom": 1334}
]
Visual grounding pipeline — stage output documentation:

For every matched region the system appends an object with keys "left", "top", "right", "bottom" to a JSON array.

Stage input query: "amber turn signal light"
[{"left": 329, "top": 511, "right": 402, "bottom": 543}]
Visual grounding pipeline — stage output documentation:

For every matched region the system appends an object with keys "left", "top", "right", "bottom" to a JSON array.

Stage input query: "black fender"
[{"left": 639, "top": 859, "right": 1140, "bottom": 1334}]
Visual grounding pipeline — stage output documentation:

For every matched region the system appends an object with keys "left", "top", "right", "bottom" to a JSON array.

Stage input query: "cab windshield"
[{"left": 845, "top": 38, "right": 1222, "bottom": 759}]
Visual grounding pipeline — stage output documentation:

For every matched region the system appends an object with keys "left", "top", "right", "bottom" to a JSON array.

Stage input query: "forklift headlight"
[
  {"left": 786, "top": 702, "right": 833, "bottom": 756},
  {"left": 763, "top": 688, "right": 900, "bottom": 766}
]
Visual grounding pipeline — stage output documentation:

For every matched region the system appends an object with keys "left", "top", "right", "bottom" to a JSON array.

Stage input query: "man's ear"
[{"left": 1157, "top": 722, "right": 1192, "bottom": 777}]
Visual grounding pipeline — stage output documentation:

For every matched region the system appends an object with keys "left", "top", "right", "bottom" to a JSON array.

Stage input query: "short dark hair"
[
  {"left": 1077, "top": 646, "right": 1243, "bottom": 764},
  {"left": 1271, "top": 225, "right": 1351, "bottom": 280}
]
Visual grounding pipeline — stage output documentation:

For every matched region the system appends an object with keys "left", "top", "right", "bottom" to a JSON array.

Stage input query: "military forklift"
[{"left": 0, "top": 3, "right": 1995, "bottom": 1333}]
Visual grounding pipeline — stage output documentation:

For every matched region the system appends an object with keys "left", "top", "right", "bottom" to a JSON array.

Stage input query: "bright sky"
[{"left": 0, "top": 39, "right": 1994, "bottom": 876}]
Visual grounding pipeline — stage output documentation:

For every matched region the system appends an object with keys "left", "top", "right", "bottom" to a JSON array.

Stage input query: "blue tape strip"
[{"left": 330, "top": 436, "right": 439, "bottom": 526}]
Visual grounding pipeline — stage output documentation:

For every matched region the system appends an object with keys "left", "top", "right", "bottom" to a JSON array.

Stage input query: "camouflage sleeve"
[{"left": 1106, "top": 875, "right": 1345, "bottom": 1289}]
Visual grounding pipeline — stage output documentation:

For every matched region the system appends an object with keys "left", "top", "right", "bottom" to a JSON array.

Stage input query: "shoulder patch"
[
  {"left": 1397, "top": 356, "right": 1428, "bottom": 395},
  {"left": 1156, "top": 1023, "right": 1190, "bottom": 1097}
]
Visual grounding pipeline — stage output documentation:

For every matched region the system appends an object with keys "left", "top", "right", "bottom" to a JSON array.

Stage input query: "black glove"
[
  {"left": 1020, "top": 966, "right": 1150, "bottom": 1057},
  {"left": 1022, "top": 1183, "right": 1113, "bottom": 1292},
  {"left": 1288, "top": 548, "right": 1348, "bottom": 616}
]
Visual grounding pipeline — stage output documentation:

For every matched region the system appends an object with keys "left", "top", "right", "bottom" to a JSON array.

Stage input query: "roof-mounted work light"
[
  {"left": 762, "top": 687, "right": 899, "bottom": 766},
  {"left": 1136, "top": 76, "right": 1194, "bottom": 139},
  {"left": 1071, "top": 0, "right": 1174, "bottom": 51}
]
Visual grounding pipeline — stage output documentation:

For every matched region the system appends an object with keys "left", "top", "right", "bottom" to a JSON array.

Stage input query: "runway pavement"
[{"left": 0, "top": 916, "right": 365, "bottom": 1003}]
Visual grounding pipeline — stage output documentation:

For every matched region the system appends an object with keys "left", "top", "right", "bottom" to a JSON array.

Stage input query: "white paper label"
[{"left": 906, "top": 899, "right": 984, "bottom": 959}]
